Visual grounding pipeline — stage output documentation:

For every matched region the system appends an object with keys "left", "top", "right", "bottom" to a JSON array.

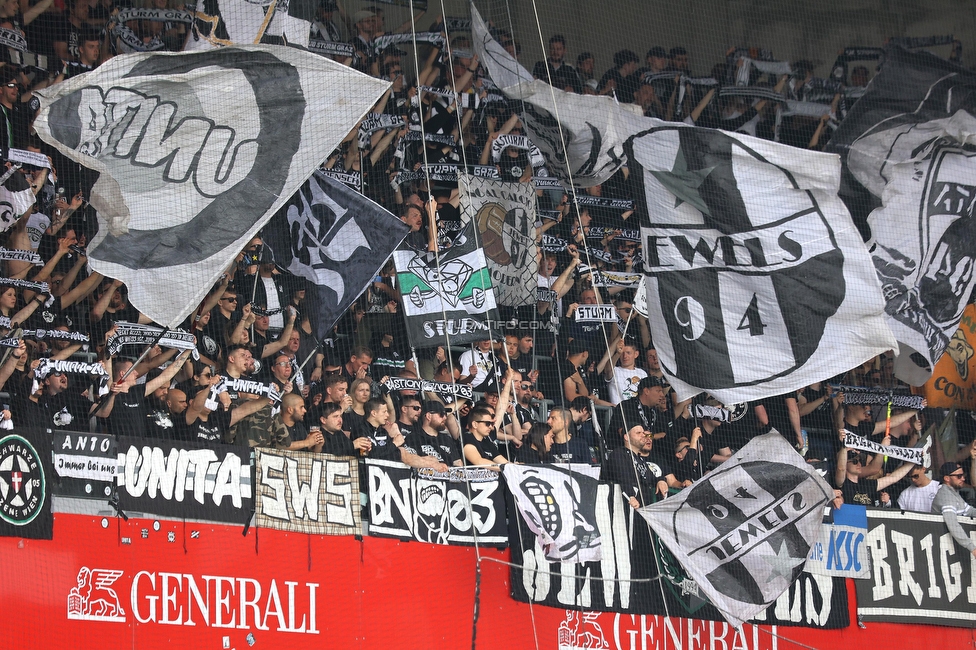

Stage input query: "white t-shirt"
[
  {"left": 25, "top": 212, "right": 51, "bottom": 250},
  {"left": 459, "top": 348, "right": 496, "bottom": 389},
  {"left": 897, "top": 480, "right": 941, "bottom": 513},
  {"left": 607, "top": 366, "right": 647, "bottom": 405}
]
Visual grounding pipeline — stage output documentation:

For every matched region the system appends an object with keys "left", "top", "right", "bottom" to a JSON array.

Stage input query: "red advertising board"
[{"left": 1, "top": 512, "right": 972, "bottom": 649}]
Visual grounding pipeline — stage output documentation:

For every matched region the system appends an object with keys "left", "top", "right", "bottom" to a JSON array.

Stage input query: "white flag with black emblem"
[
  {"left": 637, "top": 432, "right": 833, "bottom": 628},
  {"left": 33, "top": 45, "right": 389, "bottom": 328},
  {"left": 185, "top": 0, "right": 317, "bottom": 50},
  {"left": 502, "top": 464, "right": 602, "bottom": 564},
  {"left": 262, "top": 171, "right": 410, "bottom": 341},
  {"left": 630, "top": 125, "right": 895, "bottom": 403},
  {"left": 0, "top": 169, "right": 35, "bottom": 232},
  {"left": 828, "top": 46, "right": 976, "bottom": 386}
]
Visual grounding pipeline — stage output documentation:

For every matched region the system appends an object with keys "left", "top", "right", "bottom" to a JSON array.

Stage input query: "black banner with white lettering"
[
  {"left": 366, "top": 459, "right": 507, "bottom": 546},
  {"left": 50, "top": 431, "right": 117, "bottom": 499},
  {"left": 254, "top": 449, "right": 360, "bottom": 536},
  {"left": 509, "top": 480, "right": 848, "bottom": 627},
  {"left": 0, "top": 429, "right": 53, "bottom": 539},
  {"left": 115, "top": 437, "right": 252, "bottom": 524},
  {"left": 856, "top": 509, "right": 976, "bottom": 627}
]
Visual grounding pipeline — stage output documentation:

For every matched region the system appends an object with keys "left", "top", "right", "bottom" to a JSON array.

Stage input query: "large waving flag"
[
  {"left": 827, "top": 46, "right": 976, "bottom": 386},
  {"left": 637, "top": 432, "right": 833, "bottom": 628},
  {"left": 263, "top": 171, "right": 409, "bottom": 341},
  {"left": 33, "top": 45, "right": 388, "bottom": 328}
]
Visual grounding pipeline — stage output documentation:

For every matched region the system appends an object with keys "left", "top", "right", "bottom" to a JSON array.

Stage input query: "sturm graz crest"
[
  {"left": 628, "top": 126, "right": 845, "bottom": 391},
  {"left": 0, "top": 434, "right": 45, "bottom": 525}
]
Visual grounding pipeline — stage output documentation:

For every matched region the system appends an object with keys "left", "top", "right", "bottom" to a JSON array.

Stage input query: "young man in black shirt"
[
  {"left": 313, "top": 402, "right": 370, "bottom": 457},
  {"left": 462, "top": 405, "right": 508, "bottom": 471},
  {"left": 403, "top": 401, "right": 461, "bottom": 467},
  {"left": 547, "top": 407, "right": 593, "bottom": 464},
  {"left": 601, "top": 423, "right": 671, "bottom": 507}
]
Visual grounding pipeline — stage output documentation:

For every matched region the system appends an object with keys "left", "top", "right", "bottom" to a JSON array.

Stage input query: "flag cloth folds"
[
  {"left": 185, "top": 0, "right": 317, "bottom": 50},
  {"left": 263, "top": 171, "right": 409, "bottom": 341},
  {"left": 0, "top": 168, "right": 35, "bottom": 232},
  {"left": 458, "top": 173, "right": 537, "bottom": 307},
  {"left": 33, "top": 45, "right": 389, "bottom": 328},
  {"left": 637, "top": 432, "right": 833, "bottom": 628},
  {"left": 502, "top": 464, "right": 601, "bottom": 564},
  {"left": 393, "top": 221, "right": 498, "bottom": 348},
  {"left": 827, "top": 46, "right": 976, "bottom": 386},
  {"left": 472, "top": 4, "right": 894, "bottom": 404}
]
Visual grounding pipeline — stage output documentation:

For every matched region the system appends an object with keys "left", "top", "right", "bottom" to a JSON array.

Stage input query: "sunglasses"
[
  {"left": 407, "top": 405, "right": 422, "bottom": 410},
  {"left": 4, "top": 82, "right": 18, "bottom": 89},
  {"left": 474, "top": 420, "right": 493, "bottom": 425},
  {"left": 948, "top": 472, "right": 965, "bottom": 478},
  {"left": 848, "top": 457, "right": 863, "bottom": 465},
  {"left": 910, "top": 473, "right": 923, "bottom": 479},
  {"left": 222, "top": 297, "right": 238, "bottom": 303}
]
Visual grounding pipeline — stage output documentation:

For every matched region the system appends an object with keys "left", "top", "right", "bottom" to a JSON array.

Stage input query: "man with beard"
[
  {"left": 146, "top": 388, "right": 188, "bottom": 441},
  {"left": 402, "top": 401, "right": 461, "bottom": 467},
  {"left": 547, "top": 407, "right": 593, "bottom": 464},
  {"left": 311, "top": 402, "right": 371, "bottom": 457},
  {"left": 602, "top": 423, "right": 670, "bottom": 507},
  {"left": 608, "top": 376, "right": 669, "bottom": 450}
]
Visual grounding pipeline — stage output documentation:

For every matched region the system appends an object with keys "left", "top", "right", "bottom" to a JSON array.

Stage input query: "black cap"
[
  {"left": 422, "top": 400, "right": 446, "bottom": 416},
  {"left": 940, "top": 462, "right": 961, "bottom": 476},
  {"left": 638, "top": 375, "right": 665, "bottom": 391},
  {"left": 647, "top": 46, "right": 667, "bottom": 58}
]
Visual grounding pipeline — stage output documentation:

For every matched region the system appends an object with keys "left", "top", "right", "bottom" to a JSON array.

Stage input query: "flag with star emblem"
[
  {"left": 393, "top": 221, "right": 499, "bottom": 347},
  {"left": 637, "top": 432, "right": 833, "bottom": 628},
  {"left": 826, "top": 45, "right": 976, "bottom": 386},
  {"left": 629, "top": 125, "right": 895, "bottom": 404},
  {"left": 262, "top": 170, "right": 409, "bottom": 341}
]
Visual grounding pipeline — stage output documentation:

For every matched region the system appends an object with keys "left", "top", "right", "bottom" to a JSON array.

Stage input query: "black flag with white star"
[{"left": 263, "top": 171, "right": 409, "bottom": 341}]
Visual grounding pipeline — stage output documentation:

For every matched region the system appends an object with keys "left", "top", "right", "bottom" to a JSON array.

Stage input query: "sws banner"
[
  {"left": 857, "top": 509, "right": 976, "bottom": 626},
  {"left": 508, "top": 480, "right": 848, "bottom": 628},
  {"left": 254, "top": 449, "right": 360, "bottom": 536},
  {"left": 366, "top": 459, "right": 507, "bottom": 546},
  {"left": 0, "top": 430, "right": 53, "bottom": 539},
  {"left": 115, "top": 437, "right": 252, "bottom": 524},
  {"left": 51, "top": 431, "right": 117, "bottom": 500}
]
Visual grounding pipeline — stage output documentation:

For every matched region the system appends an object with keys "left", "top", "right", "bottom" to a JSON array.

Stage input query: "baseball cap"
[
  {"left": 422, "top": 401, "right": 446, "bottom": 416},
  {"left": 353, "top": 9, "right": 375, "bottom": 22},
  {"left": 940, "top": 462, "right": 962, "bottom": 476},
  {"left": 638, "top": 375, "right": 665, "bottom": 391}
]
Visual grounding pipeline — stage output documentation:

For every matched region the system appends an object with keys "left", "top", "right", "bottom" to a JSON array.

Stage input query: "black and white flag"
[
  {"left": 458, "top": 173, "right": 537, "bottom": 307},
  {"left": 33, "top": 46, "right": 388, "bottom": 328},
  {"left": 470, "top": 4, "right": 626, "bottom": 187},
  {"left": 637, "top": 432, "right": 833, "bottom": 628},
  {"left": 630, "top": 125, "right": 895, "bottom": 403},
  {"left": 827, "top": 46, "right": 976, "bottom": 386},
  {"left": 0, "top": 168, "right": 35, "bottom": 232},
  {"left": 185, "top": 0, "right": 316, "bottom": 50},
  {"left": 503, "top": 464, "right": 601, "bottom": 563},
  {"left": 394, "top": 221, "right": 498, "bottom": 348},
  {"left": 263, "top": 170, "right": 408, "bottom": 341}
]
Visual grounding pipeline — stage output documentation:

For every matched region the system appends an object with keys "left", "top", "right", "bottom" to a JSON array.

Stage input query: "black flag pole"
[{"left": 88, "top": 326, "right": 170, "bottom": 416}]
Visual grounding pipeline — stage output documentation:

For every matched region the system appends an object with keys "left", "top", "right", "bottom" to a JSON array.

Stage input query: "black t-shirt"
[
  {"left": 185, "top": 408, "right": 232, "bottom": 444},
  {"left": 321, "top": 429, "right": 356, "bottom": 456},
  {"left": 842, "top": 478, "right": 880, "bottom": 507},
  {"left": 403, "top": 429, "right": 459, "bottom": 466},
  {"left": 601, "top": 447, "right": 666, "bottom": 506},
  {"left": 462, "top": 431, "right": 500, "bottom": 463},
  {"left": 14, "top": 390, "right": 90, "bottom": 430},
  {"left": 800, "top": 385, "right": 833, "bottom": 432},
  {"left": 287, "top": 420, "right": 309, "bottom": 443},
  {"left": 106, "top": 389, "right": 147, "bottom": 437},
  {"left": 608, "top": 398, "right": 663, "bottom": 449},
  {"left": 147, "top": 407, "right": 187, "bottom": 441},
  {"left": 550, "top": 437, "right": 594, "bottom": 464},
  {"left": 353, "top": 423, "right": 401, "bottom": 462}
]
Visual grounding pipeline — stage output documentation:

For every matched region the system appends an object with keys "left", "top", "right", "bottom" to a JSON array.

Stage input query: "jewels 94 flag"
[
  {"left": 637, "top": 432, "right": 832, "bottom": 628},
  {"left": 32, "top": 45, "right": 389, "bottom": 328},
  {"left": 827, "top": 46, "right": 976, "bottom": 386},
  {"left": 262, "top": 170, "right": 409, "bottom": 341},
  {"left": 502, "top": 464, "right": 601, "bottom": 564}
]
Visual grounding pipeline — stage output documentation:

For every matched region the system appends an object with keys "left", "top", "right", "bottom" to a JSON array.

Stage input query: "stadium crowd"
[{"left": 0, "top": 0, "right": 971, "bottom": 544}]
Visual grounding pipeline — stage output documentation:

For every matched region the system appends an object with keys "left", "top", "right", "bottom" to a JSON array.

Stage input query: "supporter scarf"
[
  {"left": 372, "top": 32, "right": 443, "bottom": 53},
  {"left": 0, "top": 248, "right": 42, "bottom": 265},
  {"left": 22, "top": 329, "right": 89, "bottom": 343},
  {"left": 6, "top": 148, "right": 50, "bottom": 170},
  {"left": 384, "top": 377, "right": 473, "bottom": 398},
  {"left": 0, "top": 27, "right": 27, "bottom": 51},
  {"left": 586, "top": 226, "right": 640, "bottom": 241},
  {"left": 842, "top": 430, "right": 925, "bottom": 465},
  {"left": 115, "top": 7, "right": 194, "bottom": 23},
  {"left": 490, "top": 135, "right": 545, "bottom": 166},
  {"left": 217, "top": 377, "right": 282, "bottom": 403},
  {"left": 572, "top": 195, "right": 634, "bottom": 210},
  {"left": 830, "top": 384, "right": 925, "bottom": 410},
  {"left": 318, "top": 168, "right": 362, "bottom": 191},
  {"left": 106, "top": 322, "right": 197, "bottom": 358},
  {"left": 35, "top": 358, "right": 108, "bottom": 379},
  {"left": 0, "top": 277, "right": 48, "bottom": 293},
  {"left": 308, "top": 40, "right": 355, "bottom": 57}
]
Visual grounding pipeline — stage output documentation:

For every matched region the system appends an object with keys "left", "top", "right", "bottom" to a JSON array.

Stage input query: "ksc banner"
[
  {"left": 51, "top": 431, "right": 117, "bottom": 500},
  {"left": 828, "top": 46, "right": 976, "bottom": 386},
  {"left": 255, "top": 449, "right": 360, "bottom": 536},
  {"left": 115, "top": 437, "right": 252, "bottom": 524},
  {"left": 394, "top": 221, "right": 499, "bottom": 348},
  {"left": 509, "top": 479, "right": 848, "bottom": 628},
  {"left": 0, "top": 430, "right": 53, "bottom": 539},
  {"left": 637, "top": 433, "right": 833, "bottom": 627},
  {"left": 857, "top": 509, "right": 976, "bottom": 626},
  {"left": 459, "top": 173, "right": 537, "bottom": 307},
  {"left": 33, "top": 45, "right": 388, "bottom": 328},
  {"left": 366, "top": 459, "right": 507, "bottom": 546},
  {"left": 921, "top": 304, "right": 976, "bottom": 409},
  {"left": 804, "top": 504, "right": 870, "bottom": 579}
]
